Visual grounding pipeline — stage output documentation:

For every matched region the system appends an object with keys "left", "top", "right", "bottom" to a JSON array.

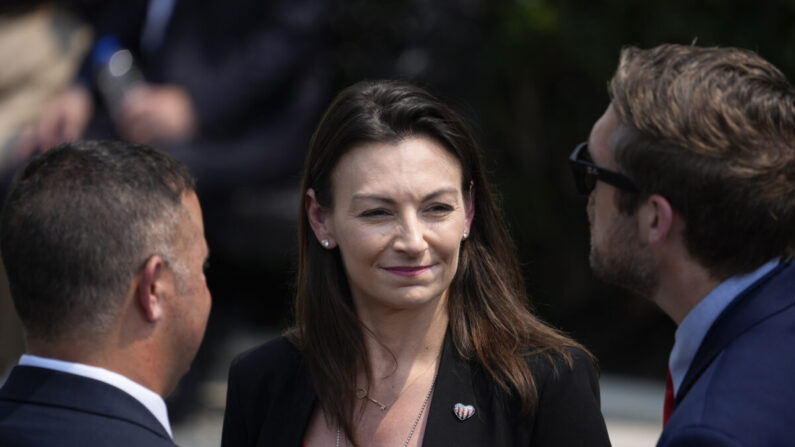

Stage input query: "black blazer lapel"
[
  {"left": 423, "top": 331, "right": 492, "bottom": 446},
  {"left": 676, "top": 262, "right": 795, "bottom": 406},
  {"left": 255, "top": 348, "right": 317, "bottom": 447}
]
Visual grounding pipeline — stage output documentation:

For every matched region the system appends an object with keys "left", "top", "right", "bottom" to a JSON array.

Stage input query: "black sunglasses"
[{"left": 568, "top": 142, "right": 639, "bottom": 195}]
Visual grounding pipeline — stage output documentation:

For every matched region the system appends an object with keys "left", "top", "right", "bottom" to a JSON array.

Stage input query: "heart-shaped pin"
[{"left": 453, "top": 403, "right": 475, "bottom": 421}]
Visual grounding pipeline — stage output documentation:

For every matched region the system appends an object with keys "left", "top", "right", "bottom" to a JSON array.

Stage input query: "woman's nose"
[{"left": 394, "top": 215, "right": 428, "bottom": 255}]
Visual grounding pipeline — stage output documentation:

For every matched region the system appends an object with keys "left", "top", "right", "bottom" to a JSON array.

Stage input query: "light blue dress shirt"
[{"left": 668, "top": 258, "right": 780, "bottom": 396}]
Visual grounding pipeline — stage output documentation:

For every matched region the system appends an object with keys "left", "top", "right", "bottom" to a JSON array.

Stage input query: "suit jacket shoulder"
[
  {"left": 0, "top": 366, "right": 174, "bottom": 447},
  {"left": 222, "top": 336, "right": 316, "bottom": 447},
  {"left": 527, "top": 347, "right": 610, "bottom": 446},
  {"left": 659, "top": 262, "right": 795, "bottom": 446}
]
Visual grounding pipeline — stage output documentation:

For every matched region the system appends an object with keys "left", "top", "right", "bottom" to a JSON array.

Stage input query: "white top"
[{"left": 18, "top": 354, "right": 173, "bottom": 438}]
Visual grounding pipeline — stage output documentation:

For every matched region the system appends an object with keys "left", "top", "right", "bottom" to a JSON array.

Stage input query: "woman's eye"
[
  {"left": 360, "top": 208, "right": 391, "bottom": 218},
  {"left": 426, "top": 203, "right": 454, "bottom": 214}
]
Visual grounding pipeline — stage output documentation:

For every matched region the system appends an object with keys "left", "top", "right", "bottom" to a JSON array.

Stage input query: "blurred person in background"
[
  {"left": 0, "top": 0, "right": 95, "bottom": 381},
  {"left": 221, "top": 80, "right": 611, "bottom": 446},
  {"left": 572, "top": 44, "right": 795, "bottom": 446},
  {"left": 16, "top": 0, "right": 331, "bottom": 418},
  {"left": 0, "top": 1, "right": 92, "bottom": 167},
  {"left": 21, "top": 0, "right": 329, "bottom": 193},
  {"left": 19, "top": 0, "right": 330, "bottom": 288},
  {"left": 0, "top": 140, "right": 210, "bottom": 446}
]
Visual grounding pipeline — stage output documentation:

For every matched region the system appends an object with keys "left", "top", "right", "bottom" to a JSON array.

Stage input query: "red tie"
[{"left": 663, "top": 368, "right": 674, "bottom": 426}]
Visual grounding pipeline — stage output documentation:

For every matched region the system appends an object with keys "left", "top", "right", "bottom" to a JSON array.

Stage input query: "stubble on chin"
[{"left": 588, "top": 218, "right": 658, "bottom": 299}]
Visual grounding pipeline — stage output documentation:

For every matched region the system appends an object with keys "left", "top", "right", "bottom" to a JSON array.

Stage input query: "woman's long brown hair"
[{"left": 294, "top": 80, "right": 589, "bottom": 444}]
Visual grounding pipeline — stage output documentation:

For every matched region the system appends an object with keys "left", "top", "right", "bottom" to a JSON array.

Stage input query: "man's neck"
[
  {"left": 652, "top": 257, "right": 721, "bottom": 325},
  {"left": 27, "top": 336, "right": 103, "bottom": 366}
]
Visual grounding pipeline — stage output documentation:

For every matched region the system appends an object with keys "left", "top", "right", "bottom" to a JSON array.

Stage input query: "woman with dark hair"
[{"left": 221, "top": 80, "right": 610, "bottom": 446}]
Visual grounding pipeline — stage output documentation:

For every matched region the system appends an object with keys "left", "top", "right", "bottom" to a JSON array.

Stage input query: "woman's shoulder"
[
  {"left": 524, "top": 345, "right": 595, "bottom": 376},
  {"left": 234, "top": 335, "right": 300, "bottom": 364},
  {"left": 222, "top": 335, "right": 314, "bottom": 446},
  {"left": 228, "top": 335, "right": 303, "bottom": 385},
  {"left": 523, "top": 346, "right": 599, "bottom": 394},
  {"left": 523, "top": 346, "right": 610, "bottom": 445}
]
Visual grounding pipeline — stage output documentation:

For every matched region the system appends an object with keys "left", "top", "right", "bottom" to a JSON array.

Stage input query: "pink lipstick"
[{"left": 383, "top": 266, "right": 432, "bottom": 277}]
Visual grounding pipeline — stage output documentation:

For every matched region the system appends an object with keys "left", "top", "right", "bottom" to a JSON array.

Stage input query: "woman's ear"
[{"left": 305, "top": 188, "right": 336, "bottom": 249}]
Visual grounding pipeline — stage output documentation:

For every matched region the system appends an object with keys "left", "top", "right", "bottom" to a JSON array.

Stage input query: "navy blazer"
[
  {"left": 0, "top": 366, "right": 175, "bottom": 446},
  {"left": 659, "top": 262, "right": 795, "bottom": 446},
  {"left": 221, "top": 330, "right": 610, "bottom": 446}
]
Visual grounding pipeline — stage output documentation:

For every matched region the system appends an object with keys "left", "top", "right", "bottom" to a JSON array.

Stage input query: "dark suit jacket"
[
  {"left": 0, "top": 365, "right": 175, "bottom": 446},
  {"left": 658, "top": 262, "right": 795, "bottom": 446},
  {"left": 222, "top": 330, "right": 610, "bottom": 446}
]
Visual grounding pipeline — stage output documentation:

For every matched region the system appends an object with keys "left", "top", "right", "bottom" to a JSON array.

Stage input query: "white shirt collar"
[{"left": 18, "top": 354, "right": 173, "bottom": 438}]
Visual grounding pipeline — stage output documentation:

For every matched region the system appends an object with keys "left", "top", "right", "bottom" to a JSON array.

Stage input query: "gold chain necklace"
[
  {"left": 356, "top": 354, "right": 440, "bottom": 411},
  {"left": 356, "top": 388, "right": 390, "bottom": 411},
  {"left": 336, "top": 365, "right": 438, "bottom": 447}
]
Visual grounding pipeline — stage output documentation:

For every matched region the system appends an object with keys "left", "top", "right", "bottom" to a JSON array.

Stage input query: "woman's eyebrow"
[{"left": 350, "top": 188, "right": 459, "bottom": 204}]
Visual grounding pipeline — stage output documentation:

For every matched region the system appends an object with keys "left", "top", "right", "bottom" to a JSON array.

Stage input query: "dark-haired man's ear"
[
  {"left": 136, "top": 255, "right": 167, "bottom": 322},
  {"left": 305, "top": 188, "right": 336, "bottom": 249},
  {"left": 639, "top": 194, "right": 675, "bottom": 246}
]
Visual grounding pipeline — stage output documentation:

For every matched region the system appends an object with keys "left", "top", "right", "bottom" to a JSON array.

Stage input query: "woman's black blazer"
[{"left": 221, "top": 330, "right": 611, "bottom": 446}]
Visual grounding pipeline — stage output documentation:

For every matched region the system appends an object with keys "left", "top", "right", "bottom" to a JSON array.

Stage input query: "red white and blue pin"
[{"left": 453, "top": 403, "right": 475, "bottom": 421}]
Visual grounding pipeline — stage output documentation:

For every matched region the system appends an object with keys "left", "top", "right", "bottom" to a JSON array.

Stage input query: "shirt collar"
[
  {"left": 668, "top": 258, "right": 780, "bottom": 396},
  {"left": 18, "top": 354, "right": 173, "bottom": 438}
]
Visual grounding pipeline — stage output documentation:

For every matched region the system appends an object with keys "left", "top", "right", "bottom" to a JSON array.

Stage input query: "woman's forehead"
[{"left": 330, "top": 137, "right": 464, "bottom": 199}]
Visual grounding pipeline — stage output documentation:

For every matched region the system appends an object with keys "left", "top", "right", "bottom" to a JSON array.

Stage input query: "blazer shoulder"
[
  {"left": 231, "top": 335, "right": 301, "bottom": 373},
  {"left": 222, "top": 335, "right": 314, "bottom": 447},
  {"left": 225, "top": 335, "right": 305, "bottom": 414},
  {"left": 525, "top": 346, "right": 596, "bottom": 383},
  {"left": 523, "top": 346, "right": 610, "bottom": 446},
  {"left": 524, "top": 346, "right": 601, "bottom": 408}
]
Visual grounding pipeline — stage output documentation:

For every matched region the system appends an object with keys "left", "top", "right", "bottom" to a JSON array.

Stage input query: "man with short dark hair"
[
  {"left": 0, "top": 140, "right": 211, "bottom": 446},
  {"left": 571, "top": 44, "right": 795, "bottom": 446}
]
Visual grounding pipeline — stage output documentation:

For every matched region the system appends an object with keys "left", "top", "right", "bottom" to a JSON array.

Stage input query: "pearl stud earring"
[{"left": 322, "top": 239, "right": 330, "bottom": 248}]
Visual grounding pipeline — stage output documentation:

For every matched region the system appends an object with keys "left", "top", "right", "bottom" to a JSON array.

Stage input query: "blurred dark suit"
[{"left": 84, "top": 0, "right": 329, "bottom": 193}]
